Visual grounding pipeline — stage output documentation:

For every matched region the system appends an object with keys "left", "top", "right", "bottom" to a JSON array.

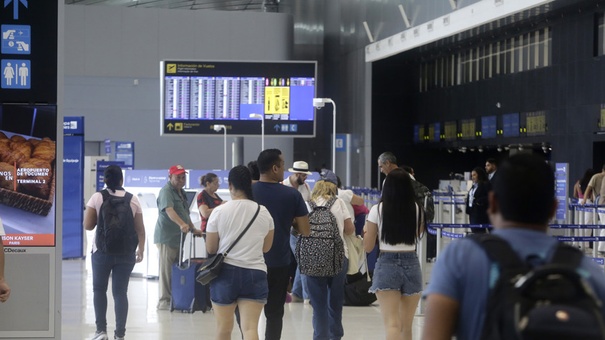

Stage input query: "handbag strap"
[{"left": 224, "top": 204, "right": 261, "bottom": 256}]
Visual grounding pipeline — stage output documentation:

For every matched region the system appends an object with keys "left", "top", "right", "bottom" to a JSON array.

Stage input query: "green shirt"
[{"left": 153, "top": 182, "right": 191, "bottom": 248}]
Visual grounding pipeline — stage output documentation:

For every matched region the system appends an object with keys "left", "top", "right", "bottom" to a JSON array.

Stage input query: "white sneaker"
[{"left": 91, "top": 331, "right": 108, "bottom": 340}]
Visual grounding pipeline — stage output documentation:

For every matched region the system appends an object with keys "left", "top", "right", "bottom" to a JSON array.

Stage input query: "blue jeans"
[
  {"left": 92, "top": 251, "right": 136, "bottom": 338},
  {"left": 306, "top": 257, "right": 348, "bottom": 340},
  {"left": 289, "top": 234, "right": 308, "bottom": 299}
]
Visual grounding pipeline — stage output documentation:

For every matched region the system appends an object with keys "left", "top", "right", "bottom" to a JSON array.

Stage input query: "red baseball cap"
[{"left": 169, "top": 165, "right": 187, "bottom": 175}]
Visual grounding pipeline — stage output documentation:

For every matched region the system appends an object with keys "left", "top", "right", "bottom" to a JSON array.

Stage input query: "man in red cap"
[{"left": 154, "top": 165, "right": 202, "bottom": 310}]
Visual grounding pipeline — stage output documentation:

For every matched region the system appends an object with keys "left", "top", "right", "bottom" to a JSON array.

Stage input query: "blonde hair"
[{"left": 311, "top": 180, "right": 337, "bottom": 201}]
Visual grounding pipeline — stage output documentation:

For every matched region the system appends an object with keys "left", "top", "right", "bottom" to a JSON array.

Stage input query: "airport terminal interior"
[{"left": 4, "top": 0, "right": 605, "bottom": 339}]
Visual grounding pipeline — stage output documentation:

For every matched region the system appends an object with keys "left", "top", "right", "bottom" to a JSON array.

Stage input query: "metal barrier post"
[
  {"left": 592, "top": 206, "right": 598, "bottom": 258},
  {"left": 436, "top": 227, "right": 443, "bottom": 259}
]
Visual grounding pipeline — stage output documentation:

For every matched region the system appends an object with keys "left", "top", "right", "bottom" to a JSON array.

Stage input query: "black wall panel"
[{"left": 371, "top": 3, "right": 605, "bottom": 192}]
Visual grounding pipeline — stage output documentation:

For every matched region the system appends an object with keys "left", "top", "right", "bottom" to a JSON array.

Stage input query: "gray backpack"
[{"left": 296, "top": 196, "right": 345, "bottom": 277}]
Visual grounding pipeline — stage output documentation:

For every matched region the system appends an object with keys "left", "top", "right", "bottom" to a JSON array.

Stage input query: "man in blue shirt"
[
  {"left": 253, "top": 149, "right": 310, "bottom": 340},
  {"left": 423, "top": 154, "right": 605, "bottom": 340}
]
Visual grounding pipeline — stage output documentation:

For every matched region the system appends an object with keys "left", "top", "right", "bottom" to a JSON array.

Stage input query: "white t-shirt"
[
  {"left": 0, "top": 216, "right": 5, "bottom": 236},
  {"left": 206, "top": 199, "right": 274, "bottom": 272},
  {"left": 86, "top": 189, "right": 143, "bottom": 253},
  {"left": 306, "top": 196, "right": 352, "bottom": 258},
  {"left": 367, "top": 202, "right": 418, "bottom": 252},
  {"left": 282, "top": 177, "right": 312, "bottom": 201},
  {"left": 337, "top": 189, "right": 355, "bottom": 220}
]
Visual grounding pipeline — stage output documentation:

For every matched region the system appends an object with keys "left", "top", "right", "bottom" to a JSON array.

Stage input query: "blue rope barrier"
[{"left": 429, "top": 223, "right": 605, "bottom": 230}]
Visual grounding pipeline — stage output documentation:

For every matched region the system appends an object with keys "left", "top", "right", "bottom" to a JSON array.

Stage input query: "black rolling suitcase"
[{"left": 170, "top": 232, "right": 211, "bottom": 313}]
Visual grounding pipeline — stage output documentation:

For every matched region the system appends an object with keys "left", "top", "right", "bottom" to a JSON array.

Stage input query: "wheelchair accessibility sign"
[
  {"left": 1, "top": 25, "right": 31, "bottom": 55},
  {"left": 1, "top": 59, "right": 30, "bottom": 89}
]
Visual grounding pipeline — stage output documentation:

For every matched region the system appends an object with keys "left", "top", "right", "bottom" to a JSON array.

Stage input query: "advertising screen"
[
  {"left": 160, "top": 60, "right": 317, "bottom": 137},
  {"left": 0, "top": 104, "right": 57, "bottom": 246}
]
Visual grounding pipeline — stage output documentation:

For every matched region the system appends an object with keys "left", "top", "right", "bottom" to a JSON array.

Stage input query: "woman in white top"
[
  {"left": 83, "top": 165, "right": 146, "bottom": 340},
  {"left": 206, "top": 165, "right": 274, "bottom": 340},
  {"left": 363, "top": 168, "right": 424, "bottom": 340},
  {"left": 304, "top": 179, "right": 355, "bottom": 340}
]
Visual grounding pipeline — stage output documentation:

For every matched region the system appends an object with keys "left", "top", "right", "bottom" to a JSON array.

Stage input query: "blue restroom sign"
[
  {"left": 1, "top": 59, "right": 30, "bottom": 89},
  {"left": 1, "top": 25, "right": 30, "bottom": 55}
]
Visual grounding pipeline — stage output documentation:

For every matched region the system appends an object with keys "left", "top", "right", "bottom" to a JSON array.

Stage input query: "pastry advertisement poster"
[{"left": 0, "top": 104, "right": 57, "bottom": 246}]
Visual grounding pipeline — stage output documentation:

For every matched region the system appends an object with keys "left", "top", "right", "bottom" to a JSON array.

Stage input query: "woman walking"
[
  {"left": 304, "top": 179, "right": 355, "bottom": 340},
  {"left": 84, "top": 165, "right": 146, "bottom": 340},
  {"left": 205, "top": 165, "right": 274, "bottom": 340},
  {"left": 363, "top": 168, "right": 424, "bottom": 340}
]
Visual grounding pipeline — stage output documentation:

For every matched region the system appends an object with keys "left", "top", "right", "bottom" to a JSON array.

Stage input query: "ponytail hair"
[
  {"left": 229, "top": 165, "right": 253, "bottom": 200},
  {"left": 200, "top": 172, "right": 218, "bottom": 187}
]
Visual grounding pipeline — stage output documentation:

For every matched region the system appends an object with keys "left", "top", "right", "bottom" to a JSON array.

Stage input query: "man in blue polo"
[{"left": 253, "top": 149, "right": 310, "bottom": 340}]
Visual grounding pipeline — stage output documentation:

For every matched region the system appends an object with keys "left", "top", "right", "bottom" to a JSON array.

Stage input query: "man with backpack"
[{"left": 423, "top": 154, "right": 605, "bottom": 340}]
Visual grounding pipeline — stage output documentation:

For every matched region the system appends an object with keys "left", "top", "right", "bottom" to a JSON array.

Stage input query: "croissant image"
[
  {"left": 2, "top": 141, "right": 32, "bottom": 165},
  {"left": 31, "top": 140, "right": 56, "bottom": 163}
]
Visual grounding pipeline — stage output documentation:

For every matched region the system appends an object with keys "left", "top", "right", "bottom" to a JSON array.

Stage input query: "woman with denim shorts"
[
  {"left": 205, "top": 165, "right": 275, "bottom": 340},
  {"left": 363, "top": 168, "right": 425, "bottom": 340}
]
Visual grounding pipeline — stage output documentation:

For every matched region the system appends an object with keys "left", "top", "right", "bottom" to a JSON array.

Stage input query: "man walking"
[{"left": 253, "top": 150, "right": 310, "bottom": 340}]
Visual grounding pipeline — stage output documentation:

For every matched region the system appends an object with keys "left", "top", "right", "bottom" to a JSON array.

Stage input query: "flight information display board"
[
  {"left": 428, "top": 122, "right": 440, "bottom": 142},
  {"left": 460, "top": 118, "right": 476, "bottom": 140},
  {"left": 444, "top": 121, "right": 457, "bottom": 141},
  {"left": 502, "top": 113, "right": 520, "bottom": 137},
  {"left": 413, "top": 124, "right": 422, "bottom": 143},
  {"left": 481, "top": 115, "right": 497, "bottom": 138},
  {"left": 160, "top": 60, "right": 317, "bottom": 137},
  {"left": 525, "top": 111, "right": 546, "bottom": 136}
]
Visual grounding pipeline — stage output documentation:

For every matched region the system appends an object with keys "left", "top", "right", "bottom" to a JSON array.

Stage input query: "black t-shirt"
[{"left": 252, "top": 181, "right": 308, "bottom": 267}]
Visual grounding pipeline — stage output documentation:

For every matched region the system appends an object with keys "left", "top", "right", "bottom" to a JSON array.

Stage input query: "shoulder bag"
[{"left": 196, "top": 204, "right": 261, "bottom": 285}]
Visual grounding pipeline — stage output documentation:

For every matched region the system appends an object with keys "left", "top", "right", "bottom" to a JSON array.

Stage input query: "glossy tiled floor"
[{"left": 61, "top": 259, "right": 426, "bottom": 340}]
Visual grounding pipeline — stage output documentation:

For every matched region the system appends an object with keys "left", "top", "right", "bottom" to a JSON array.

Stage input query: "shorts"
[
  {"left": 210, "top": 263, "right": 268, "bottom": 305},
  {"left": 369, "top": 252, "right": 422, "bottom": 296}
]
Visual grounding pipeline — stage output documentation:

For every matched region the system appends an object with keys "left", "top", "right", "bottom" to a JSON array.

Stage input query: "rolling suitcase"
[{"left": 170, "top": 232, "right": 212, "bottom": 313}]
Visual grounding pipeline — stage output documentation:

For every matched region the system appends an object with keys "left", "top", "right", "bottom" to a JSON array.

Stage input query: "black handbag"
[{"left": 196, "top": 205, "right": 260, "bottom": 285}]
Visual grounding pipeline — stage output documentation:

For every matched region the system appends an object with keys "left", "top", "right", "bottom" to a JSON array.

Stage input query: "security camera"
[
  {"left": 313, "top": 98, "right": 326, "bottom": 108},
  {"left": 213, "top": 124, "right": 225, "bottom": 132}
]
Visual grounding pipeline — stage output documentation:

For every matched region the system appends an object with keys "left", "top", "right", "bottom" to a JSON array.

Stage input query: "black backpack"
[
  {"left": 296, "top": 196, "right": 345, "bottom": 277},
  {"left": 470, "top": 234, "right": 605, "bottom": 340},
  {"left": 96, "top": 190, "right": 138, "bottom": 255}
]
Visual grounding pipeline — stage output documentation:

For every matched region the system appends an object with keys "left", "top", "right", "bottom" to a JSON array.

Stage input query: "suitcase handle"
[{"left": 178, "top": 231, "right": 195, "bottom": 269}]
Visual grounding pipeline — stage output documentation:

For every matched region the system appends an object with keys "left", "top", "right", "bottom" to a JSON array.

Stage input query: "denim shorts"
[
  {"left": 210, "top": 263, "right": 268, "bottom": 306},
  {"left": 369, "top": 252, "right": 422, "bottom": 295}
]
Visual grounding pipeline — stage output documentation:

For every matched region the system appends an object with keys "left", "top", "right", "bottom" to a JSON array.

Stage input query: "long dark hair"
[
  {"left": 380, "top": 168, "right": 419, "bottom": 245},
  {"left": 473, "top": 167, "right": 489, "bottom": 183},
  {"left": 103, "top": 165, "right": 123, "bottom": 191},
  {"left": 580, "top": 168, "right": 596, "bottom": 192},
  {"left": 229, "top": 165, "right": 253, "bottom": 200}
]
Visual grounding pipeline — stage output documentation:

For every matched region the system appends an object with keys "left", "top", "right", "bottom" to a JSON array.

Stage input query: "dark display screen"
[{"left": 160, "top": 60, "right": 317, "bottom": 137}]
